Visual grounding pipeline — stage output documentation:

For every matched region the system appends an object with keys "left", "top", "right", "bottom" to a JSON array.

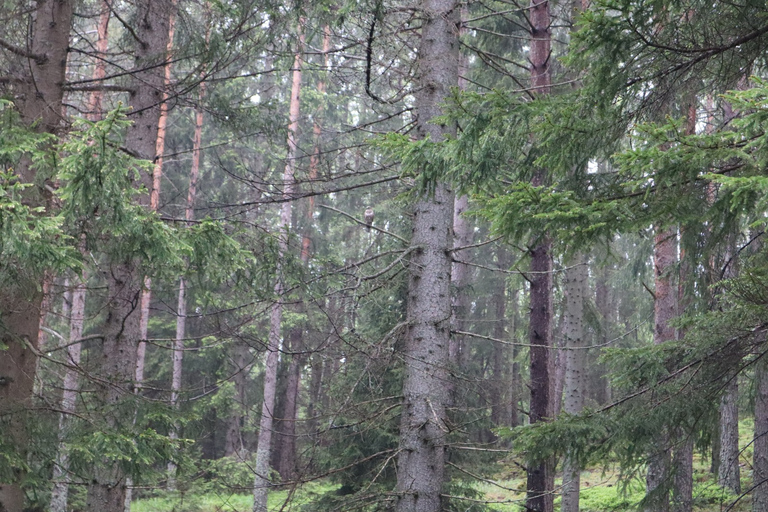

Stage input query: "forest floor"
[{"left": 132, "top": 421, "right": 753, "bottom": 512}]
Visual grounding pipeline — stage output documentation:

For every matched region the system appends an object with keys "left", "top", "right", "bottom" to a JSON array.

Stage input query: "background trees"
[{"left": 5, "top": 1, "right": 768, "bottom": 512}]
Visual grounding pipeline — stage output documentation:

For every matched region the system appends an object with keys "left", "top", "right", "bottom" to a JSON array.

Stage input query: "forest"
[{"left": 2, "top": 0, "right": 768, "bottom": 511}]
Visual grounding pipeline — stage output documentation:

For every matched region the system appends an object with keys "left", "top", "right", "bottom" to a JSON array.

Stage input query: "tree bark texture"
[
  {"left": 252, "top": 23, "right": 304, "bottom": 512},
  {"left": 645, "top": 226, "right": 677, "bottom": 512},
  {"left": 395, "top": 1, "right": 458, "bottom": 510},
  {"left": 50, "top": 273, "right": 87, "bottom": 512},
  {"left": 754, "top": 357, "right": 768, "bottom": 512},
  {"left": 0, "top": 1, "right": 73, "bottom": 510},
  {"left": 89, "top": 0, "right": 174, "bottom": 509},
  {"left": 526, "top": 2, "right": 555, "bottom": 510},
  {"left": 490, "top": 247, "right": 509, "bottom": 427},
  {"left": 719, "top": 378, "right": 741, "bottom": 494},
  {"left": 561, "top": 255, "right": 587, "bottom": 512},
  {"left": 672, "top": 437, "right": 693, "bottom": 512}
]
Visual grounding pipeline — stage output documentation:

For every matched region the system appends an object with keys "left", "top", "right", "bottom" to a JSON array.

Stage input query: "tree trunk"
[
  {"left": 754, "top": 357, "right": 768, "bottom": 512},
  {"left": 252, "top": 22, "right": 304, "bottom": 512},
  {"left": 561, "top": 255, "right": 588, "bottom": 512},
  {"left": 167, "top": 57, "right": 205, "bottom": 488},
  {"left": 395, "top": 1, "right": 458, "bottom": 510},
  {"left": 491, "top": 247, "right": 509, "bottom": 427},
  {"left": 645, "top": 226, "right": 677, "bottom": 512},
  {"left": 719, "top": 378, "right": 741, "bottom": 493},
  {"left": 88, "top": 0, "right": 174, "bottom": 509},
  {"left": 0, "top": 1, "right": 73, "bottom": 510},
  {"left": 672, "top": 437, "right": 693, "bottom": 512},
  {"left": 224, "top": 340, "right": 252, "bottom": 457},
  {"left": 50, "top": 272, "right": 87, "bottom": 512},
  {"left": 526, "top": 2, "right": 555, "bottom": 510}
]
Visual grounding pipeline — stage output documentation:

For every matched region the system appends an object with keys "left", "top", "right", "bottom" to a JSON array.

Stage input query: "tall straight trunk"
[
  {"left": 50, "top": 9, "right": 110, "bottom": 506},
  {"left": 50, "top": 271, "right": 87, "bottom": 512},
  {"left": 644, "top": 227, "right": 677, "bottom": 512},
  {"left": 167, "top": 54, "right": 205, "bottom": 488},
  {"left": 561, "top": 255, "right": 587, "bottom": 512},
  {"left": 718, "top": 378, "right": 741, "bottom": 493},
  {"left": 754, "top": 357, "right": 768, "bottom": 512},
  {"left": 395, "top": 1, "right": 458, "bottom": 511},
  {"left": 252, "top": 22, "right": 304, "bottom": 512},
  {"left": 491, "top": 247, "right": 509, "bottom": 427},
  {"left": 88, "top": 0, "right": 174, "bottom": 509},
  {"left": 224, "top": 340, "right": 251, "bottom": 456},
  {"left": 526, "top": 2, "right": 555, "bottom": 511},
  {"left": 672, "top": 437, "right": 693, "bottom": 512},
  {"left": 509, "top": 289, "right": 521, "bottom": 427},
  {"left": 0, "top": 1, "right": 73, "bottom": 510}
]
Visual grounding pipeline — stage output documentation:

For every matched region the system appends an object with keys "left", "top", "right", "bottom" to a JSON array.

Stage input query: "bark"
[
  {"left": 252, "top": 22, "right": 304, "bottom": 512},
  {"left": 490, "top": 248, "right": 509, "bottom": 427},
  {"left": 526, "top": 2, "right": 555, "bottom": 510},
  {"left": 644, "top": 226, "right": 677, "bottom": 512},
  {"left": 509, "top": 289, "right": 521, "bottom": 428},
  {"left": 50, "top": 272, "right": 87, "bottom": 512},
  {"left": 718, "top": 378, "right": 741, "bottom": 494},
  {"left": 451, "top": 194, "right": 472, "bottom": 368},
  {"left": 168, "top": 56, "right": 204, "bottom": 488},
  {"left": 561, "top": 256, "right": 588, "bottom": 512},
  {"left": 87, "top": 1, "right": 111, "bottom": 121},
  {"left": 89, "top": 0, "right": 174, "bottom": 509},
  {"left": 395, "top": 1, "right": 458, "bottom": 511},
  {"left": 672, "top": 437, "right": 693, "bottom": 512},
  {"left": 0, "top": 1, "right": 73, "bottom": 510},
  {"left": 754, "top": 357, "right": 768, "bottom": 512},
  {"left": 224, "top": 340, "right": 252, "bottom": 457}
]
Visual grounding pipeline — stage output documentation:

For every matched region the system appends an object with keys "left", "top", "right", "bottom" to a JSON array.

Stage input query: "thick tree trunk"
[
  {"left": 395, "top": 1, "right": 458, "bottom": 511},
  {"left": 89, "top": 0, "right": 174, "bottom": 509},
  {"left": 672, "top": 437, "right": 693, "bottom": 512},
  {"left": 561, "top": 256, "right": 587, "bottom": 512},
  {"left": 754, "top": 357, "right": 768, "bottom": 512},
  {"left": 526, "top": 2, "right": 555, "bottom": 510},
  {"left": 0, "top": 1, "right": 73, "bottom": 510},
  {"left": 252, "top": 23, "right": 304, "bottom": 512},
  {"left": 719, "top": 378, "right": 741, "bottom": 494}
]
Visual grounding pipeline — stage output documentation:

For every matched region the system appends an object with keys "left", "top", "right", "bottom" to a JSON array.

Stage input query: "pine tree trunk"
[
  {"left": 50, "top": 272, "right": 87, "bottom": 512},
  {"left": 672, "top": 437, "right": 693, "bottom": 512},
  {"left": 526, "top": 2, "right": 555, "bottom": 510},
  {"left": 754, "top": 357, "right": 768, "bottom": 512},
  {"left": 395, "top": 1, "right": 458, "bottom": 510},
  {"left": 225, "top": 341, "right": 251, "bottom": 457},
  {"left": 490, "top": 247, "right": 509, "bottom": 427},
  {"left": 0, "top": 1, "right": 73, "bottom": 509},
  {"left": 719, "top": 378, "right": 741, "bottom": 493},
  {"left": 89, "top": 0, "right": 174, "bottom": 508},
  {"left": 562, "top": 255, "right": 587, "bottom": 512},
  {"left": 645, "top": 227, "right": 677, "bottom": 512},
  {"left": 252, "top": 22, "right": 304, "bottom": 512}
]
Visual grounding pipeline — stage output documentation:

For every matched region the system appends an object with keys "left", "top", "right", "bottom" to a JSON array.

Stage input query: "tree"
[{"left": 394, "top": 0, "right": 459, "bottom": 511}]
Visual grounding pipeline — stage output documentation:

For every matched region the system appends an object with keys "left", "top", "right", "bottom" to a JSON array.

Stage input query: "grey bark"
[
  {"left": 754, "top": 357, "right": 768, "bottom": 512},
  {"left": 0, "top": 1, "right": 73, "bottom": 510},
  {"left": 252, "top": 24, "right": 304, "bottom": 512},
  {"left": 672, "top": 437, "right": 693, "bottom": 512},
  {"left": 719, "top": 378, "right": 741, "bottom": 494},
  {"left": 561, "top": 256, "right": 587, "bottom": 512},
  {"left": 88, "top": 0, "right": 174, "bottom": 509},
  {"left": 394, "top": 0, "right": 458, "bottom": 510}
]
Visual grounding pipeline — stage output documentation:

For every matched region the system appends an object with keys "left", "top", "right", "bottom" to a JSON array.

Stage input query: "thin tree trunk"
[
  {"left": 395, "top": 1, "right": 458, "bottom": 511},
  {"left": 561, "top": 255, "right": 588, "bottom": 512},
  {"left": 50, "top": 271, "right": 87, "bottom": 512},
  {"left": 491, "top": 247, "right": 509, "bottom": 427},
  {"left": 224, "top": 340, "right": 251, "bottom": 457},
  {"left": 644, "top": 227, "right": 677, "bottom": 512},
  {"left": 672, "top": 437, "right": 694, "bottom": 512},
  {"left": 754, "top": 357, "right": 768, "bottom": 512},
  {"left": 167, "top": 53, "right": 206, "bottom": 488},
  {"left": 526, "top": 2, "right": 555, "bottom": 511},
  {"left": 0, "top": 1, "right": 73, "bottom": 509},
  {"left": 252, "top": 22, "right": 304, "bottom": 512}
]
